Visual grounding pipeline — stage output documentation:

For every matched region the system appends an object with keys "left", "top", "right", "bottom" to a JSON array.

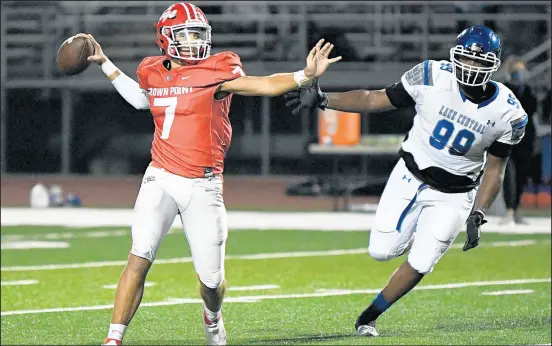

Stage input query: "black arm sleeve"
[
  {"left": 385, "top": 81, "right": 416, "bottom": 109},
  {"left": 487, "top": 141, "right": 512, "bottom": 158}
]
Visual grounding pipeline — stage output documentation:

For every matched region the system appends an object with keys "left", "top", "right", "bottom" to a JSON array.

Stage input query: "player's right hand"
[
  {"left": 73, "top": 33, "right": 108, "bottom": 65},
  {"left": 283, "top": 78, "right": 329, "bottom": 115}
]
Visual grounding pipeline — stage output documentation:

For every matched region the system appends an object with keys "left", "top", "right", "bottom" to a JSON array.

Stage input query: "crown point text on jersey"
[
  {"left": 439, "top": 105, "right": 487, "bottom": 135},
  {"left": 147, "top": 87, "right": 193, "bottom": 97}
]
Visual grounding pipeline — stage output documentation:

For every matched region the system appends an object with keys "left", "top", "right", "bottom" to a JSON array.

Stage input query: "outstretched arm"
[
  {"left": 284, "top": 79, "right": 413, "bottom": 115},
  {"left": 76, "top": 33, "right": 150, "bottom": 110},
  {"left": 285, "top": 61, "right": 423, "bottom": 115},
  {"left": 219, "top": 39, "right": 341, "bottom": 97},
  {"left": 325, "top": 89, "right": 394, "bottom": 113}
]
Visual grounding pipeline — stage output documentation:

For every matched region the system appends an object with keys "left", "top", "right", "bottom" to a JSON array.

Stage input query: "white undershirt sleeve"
[{"left": 101, "top": 60, "right": 150, "bottom": 110}]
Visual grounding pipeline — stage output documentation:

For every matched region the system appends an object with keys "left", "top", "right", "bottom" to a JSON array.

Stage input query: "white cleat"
[
  {"left": 356, "top": 321, "right": 379, "bottom": 337},
  {"left": 204, "top": 310, "right": 227, "bottom": 345}
]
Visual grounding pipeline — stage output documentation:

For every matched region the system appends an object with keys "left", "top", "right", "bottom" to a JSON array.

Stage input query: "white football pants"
[
  {"left": 130, "top": 165, "right": 227, "bottom": 289},
  {"left": 369, "top": 158, "right": 476, "bottom": 274}
]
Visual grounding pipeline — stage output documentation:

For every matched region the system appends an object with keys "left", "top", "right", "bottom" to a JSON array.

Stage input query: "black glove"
[
  {"left": 283, "top": 78, "right": 329, "bottom": 115},
  {"left": 463, "top": 210, "right": 487, "bottom": 251}
]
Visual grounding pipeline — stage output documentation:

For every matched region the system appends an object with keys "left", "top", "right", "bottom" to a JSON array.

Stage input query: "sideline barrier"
[{"left": 1, "top": 208, "right": 550, "bottom": 234}]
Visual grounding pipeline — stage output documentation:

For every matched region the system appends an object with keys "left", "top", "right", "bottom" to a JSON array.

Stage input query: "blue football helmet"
[{"left": 450, "top": 25, "right": 502, "bottom": 87}]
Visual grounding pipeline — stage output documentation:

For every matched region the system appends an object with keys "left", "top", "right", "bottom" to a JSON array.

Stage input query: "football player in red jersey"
[{"left": 75, "top": 2, "right": 340, "bottom": 345}]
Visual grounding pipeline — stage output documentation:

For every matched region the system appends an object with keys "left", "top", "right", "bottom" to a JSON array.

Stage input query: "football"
[{"left": 56, "top": 36, "right": 95, "bottom": 76}]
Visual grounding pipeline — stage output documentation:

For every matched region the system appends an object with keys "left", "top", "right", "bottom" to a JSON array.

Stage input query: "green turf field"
[{"left": 1, "top": 226, "right": 551, "bottom": 345}]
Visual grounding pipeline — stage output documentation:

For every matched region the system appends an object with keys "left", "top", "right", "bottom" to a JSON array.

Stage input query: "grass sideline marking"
[
  {"left": 480, "top": 289, "right": 535, "bottom": 296},
  {"left": 1, "top": 248, "right": 368, "bottom": 272},
  {"left": 1, "top": 280, "right": 39, "bottom": 286},
  {"left": 1, "top": 278, "right": 549, "bottom": 316},
  {"left": 228, "top": 284, "right": 280, "bottom": 291},
  {"left": 1, "top": 241, "right": 70, "bottom": 250},
  {"left": 2, "top": 208, "right": 550, "bottom": 233},
  {"left": 0, "top": 240, "right": 544, "bottom": 272},
  {"left": 1, "top": 229, "right": 129, "bottom": 242},
  {"left": 102, "top": 282, "right": 156, "bottom": 290}
]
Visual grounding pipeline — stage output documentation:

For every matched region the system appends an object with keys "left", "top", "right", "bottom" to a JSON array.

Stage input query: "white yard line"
[
  {"left": 228, "top": 284, "right": 280, "bottom": 291},
  {"left": 0, "top": 239, "right": 545, "bottom": 272},
  {"left": 1, "top": 229, "right": 129, "bottom": 242},
  {"left": 1, "top": 241, "right": 70, "bottom": 250},
  {"left": 1, "top": 278, "right": 549, "bottom": 316},
  {"left": 1, "top": 280, "right": 39, "bottom": 286},
  {"left": 1, "top": 208, "right": 550, "bottom": 233},
  {"left": 481, "top": 289, "right": 535, "bottom": 296},
  {"left": 0, "top": 249, "right": 369, "bottom": 272},
  {"left": 102, "top": 282, "right": 156, "bottom": 290},
  {"left": 1, "top": 229, "right": 548, "bottom": 244}
]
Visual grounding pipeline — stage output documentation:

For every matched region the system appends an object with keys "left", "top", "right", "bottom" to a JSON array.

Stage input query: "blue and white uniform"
[{"left": 369, "top": 59, "right": 527, "bottom": 274}]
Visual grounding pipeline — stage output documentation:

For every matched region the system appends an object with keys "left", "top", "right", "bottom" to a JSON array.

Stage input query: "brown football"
[{"left": 56, "top": 36, "right": 95, "bottom": 76}]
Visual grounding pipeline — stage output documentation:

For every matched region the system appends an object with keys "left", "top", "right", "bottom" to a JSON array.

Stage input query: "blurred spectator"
[{"left": 500, "top": 56, "right": 537, "bottom": 225}]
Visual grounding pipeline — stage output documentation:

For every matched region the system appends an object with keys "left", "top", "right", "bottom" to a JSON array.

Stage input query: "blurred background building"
[{"left": 0, "top": 1, "right": 550, "bottom": 210}]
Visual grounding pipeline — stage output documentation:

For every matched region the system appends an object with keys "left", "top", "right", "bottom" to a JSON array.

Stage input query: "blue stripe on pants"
[{"left": 396, "top": 183, "right": 427, "bottom": 232}]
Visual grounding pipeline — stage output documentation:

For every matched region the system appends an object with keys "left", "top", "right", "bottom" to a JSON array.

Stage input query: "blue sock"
[
  {"left": 356, "top": 292, "right": 393, "bottom": 326},
  {"left": 372, "top": 292, "right": 392, "bottom": 313}
]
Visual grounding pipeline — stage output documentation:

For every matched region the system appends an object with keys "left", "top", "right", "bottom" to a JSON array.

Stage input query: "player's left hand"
[
  {"left": 303, "top": 39, "right": 342, "bottom": 79},
  {"left": 463, "top": 210, "right": 487, "bottom": 251},
  {"left": 284, "top": 78, "right": 328, "bottom": 115}
]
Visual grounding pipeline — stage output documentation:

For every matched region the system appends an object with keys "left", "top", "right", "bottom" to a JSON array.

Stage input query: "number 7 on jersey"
[{"left": 153, "top": 97, "right": 178, "bottom": 140}]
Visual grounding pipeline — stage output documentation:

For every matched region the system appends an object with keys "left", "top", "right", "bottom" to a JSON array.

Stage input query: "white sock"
[
  {"left": 107, "top": 323, "right": 127, "bottom": 341},
  {"left": 203, "top": 305, "right": 221, "bottom": 323}
]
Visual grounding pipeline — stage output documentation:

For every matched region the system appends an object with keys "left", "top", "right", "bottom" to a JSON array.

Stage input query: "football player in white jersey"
[{"left": 284, "top": 25, "right": 528, "bottom": 336}]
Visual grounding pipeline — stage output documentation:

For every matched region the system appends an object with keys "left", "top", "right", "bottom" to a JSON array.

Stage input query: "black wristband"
[{"left": 473, "top": 210, "right": 486, "bottom": 219}]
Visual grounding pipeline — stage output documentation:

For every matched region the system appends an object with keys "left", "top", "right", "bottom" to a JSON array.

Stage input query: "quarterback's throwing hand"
[
  {"left": 284, "top": 78, "right": 328, "bottom": 115},
  {"left": 71, "top": 33, "right": 108, "bottom": 65},
  {"left": 463, "top": 210, "right": 487, "bottom": 251}
]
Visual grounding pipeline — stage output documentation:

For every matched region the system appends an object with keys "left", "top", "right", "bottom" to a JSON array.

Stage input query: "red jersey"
[{"left": 136, "top": 52, "right": 245, "bottom": 178}]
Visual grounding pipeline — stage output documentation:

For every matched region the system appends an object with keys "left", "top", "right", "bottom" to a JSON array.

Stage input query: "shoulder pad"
[{"left": 213, "top": 51, "right": 245, "bottom": 83}]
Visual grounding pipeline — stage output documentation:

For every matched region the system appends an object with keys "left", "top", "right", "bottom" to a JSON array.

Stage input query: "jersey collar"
[{"left": 458, "top": 81, "right": 499, "bottom": 109}]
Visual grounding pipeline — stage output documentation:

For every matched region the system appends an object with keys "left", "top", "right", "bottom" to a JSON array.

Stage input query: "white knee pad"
[
  {"left": 130, "top": 243, "right": 156, "bottom": 263},
  {"left": 368, "top": 228, "right": 415, "bottom": 262},
  {"left": 368, "top": 245, "right": 393, "bottom": 262},
  {"left": 198, "top": 269, "right": 225, "bottom": 289},
  {"left": 407, "top": 238, "right": 451, "bottom": 275},
  {"left": 368, "top": 229, "right": 395, "bottom": 262},
  {"left": 408, "top": 257, "right": 433, "bottom": 275},
  {"left": 129, "top": 216, "right": 170, "bottom": 263}
]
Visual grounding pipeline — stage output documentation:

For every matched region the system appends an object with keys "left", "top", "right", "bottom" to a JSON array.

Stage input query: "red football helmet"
[{"left": 154, "top": 2, "right": 211, "bottom": 61}]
